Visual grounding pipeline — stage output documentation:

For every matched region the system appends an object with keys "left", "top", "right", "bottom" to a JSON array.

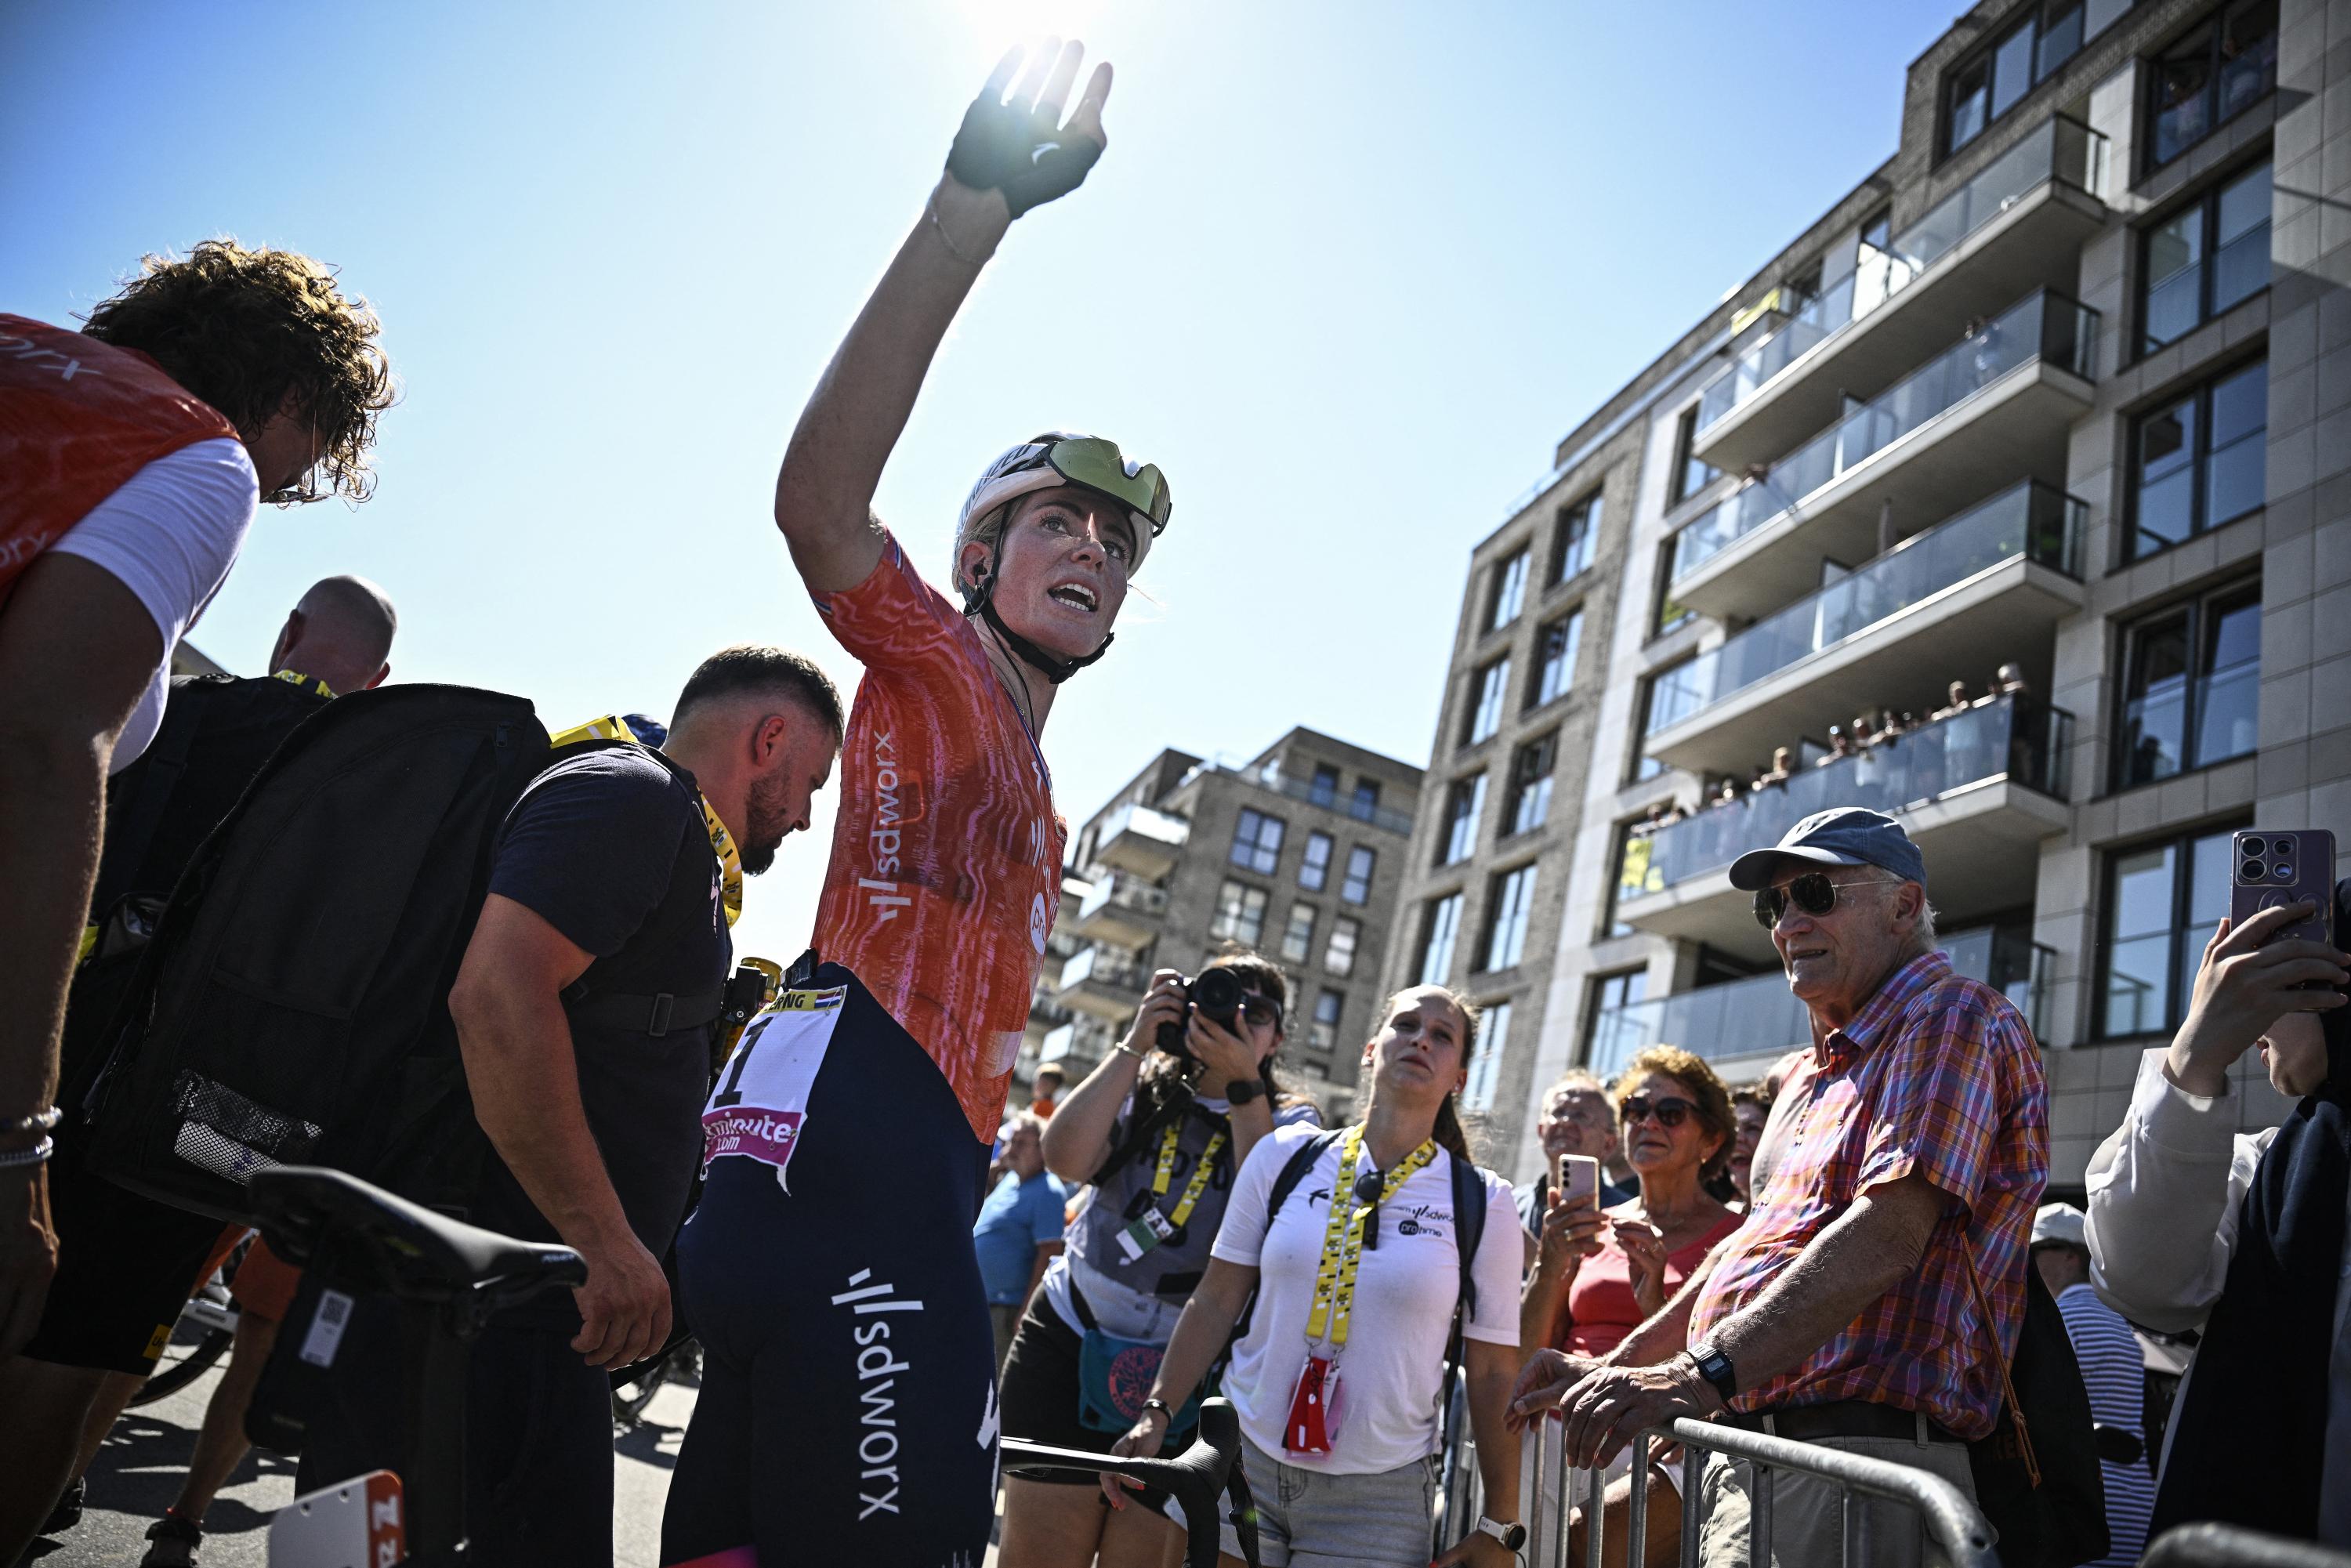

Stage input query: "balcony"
[
  {"left": 1095, "top": 800, "right": 1190, "bottom": 880},
  {"left": 1643, "top": 483, "right": 2085, "bottom": 777},
  {"left": 1056, "top": 943, "right": 1146, "bottom": 1020},
  {"left": 1219, "top": 760, "right": 1418, "bottom": 836},
  {"left": 1587, "top": 926, "right": 2054, "bottom": 1080},
  {"left": 1669, "top": 288, "right": 2097, "bottom": 624},
  {"left": 1039, "top": 1016, "right": 1116, "bottom": 1065},
  {"left": 1694, "top": 115, "right": 2109, "bottom": 472},
  {"left": 1616, "top": 693, "right": 2073, "bottom": 963},
  {"left": 1073, "top": 871, "right": 1168, "bottom": 947}
]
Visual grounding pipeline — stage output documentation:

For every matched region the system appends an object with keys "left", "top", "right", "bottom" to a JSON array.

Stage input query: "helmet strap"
[{"left": 973, "top": 585, "right": 1113, "bottom": 685}]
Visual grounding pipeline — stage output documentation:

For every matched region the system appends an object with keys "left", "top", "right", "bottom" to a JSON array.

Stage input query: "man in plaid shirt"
[{"left": 1509, "top": 807, "right": 2048, "bottom": 1568}]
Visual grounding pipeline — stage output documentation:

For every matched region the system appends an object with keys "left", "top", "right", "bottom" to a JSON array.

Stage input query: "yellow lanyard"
[
  {"left": 1303, "top": 1126, "right": 1439, "bottom": 1350},
  {"left": 1150, "top": 1122, "right": 1230, "bottom": 1229},
  {"left": 272, "top": 668, "right": 335, "bottom": 697},
  {"left": 551, "top": 715, "right": 742, "bottom": 927}
]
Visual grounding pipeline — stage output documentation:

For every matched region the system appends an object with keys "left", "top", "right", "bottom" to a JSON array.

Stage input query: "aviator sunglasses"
[
  {"left": 1751, "top": 871, "right": 1902, "bottom": 930},
  {"left": 1621, "top": 1094, "right": 1697, "bottom": 1128}
]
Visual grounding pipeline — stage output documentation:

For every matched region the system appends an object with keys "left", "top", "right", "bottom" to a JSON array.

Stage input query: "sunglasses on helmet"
[
  {"left": 1751, "top": 871, "right": 1903, "bottom": 930},
  {"left": 1016, "top": 436, "right": 1172, "bottom": 535},
  {"left": 1621, "top": 1094, "right": 1697, "bottom": 1128}
]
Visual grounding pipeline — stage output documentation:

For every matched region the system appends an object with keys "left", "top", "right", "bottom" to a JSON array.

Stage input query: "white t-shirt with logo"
[
  {"left": 1210, "top": 1121, "right": 1520, "bottom": 1474},
  {"left": 49, "top": 437, "right": 259, "bottom": 772}
]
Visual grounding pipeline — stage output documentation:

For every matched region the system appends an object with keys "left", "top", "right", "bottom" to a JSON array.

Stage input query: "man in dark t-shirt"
[{"left": 291, "top": 645, "right": 842, "bottom": 1565}]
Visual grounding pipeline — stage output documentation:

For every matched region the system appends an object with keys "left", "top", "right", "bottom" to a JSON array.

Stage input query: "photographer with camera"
[{"left": 1002, "top": 953, "right": 1320, "bottom": 1567}]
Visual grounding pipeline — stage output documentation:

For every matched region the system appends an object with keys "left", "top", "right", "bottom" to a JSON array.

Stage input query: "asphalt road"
[{"left": 16, "top": 1360, "right": 693, "bottom": 1568}]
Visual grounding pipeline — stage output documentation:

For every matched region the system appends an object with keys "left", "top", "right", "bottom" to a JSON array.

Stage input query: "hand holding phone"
[
  {"left": 1556, "top": 1152, "right": 1601, "bottom": 1208},
  {"left": 2228, "top": 831, "right": 2337, "bottom": 951}
]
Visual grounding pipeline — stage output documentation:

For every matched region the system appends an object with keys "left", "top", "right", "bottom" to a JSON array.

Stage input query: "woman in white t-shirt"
[{"left": 1103, "top": 984, "right": 1523, "bottom": 1568}]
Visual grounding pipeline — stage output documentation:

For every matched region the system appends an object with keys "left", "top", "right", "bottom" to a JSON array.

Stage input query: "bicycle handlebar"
[{"left": 1001, "top": 1398, "right": 1259, "bottom": 1568}]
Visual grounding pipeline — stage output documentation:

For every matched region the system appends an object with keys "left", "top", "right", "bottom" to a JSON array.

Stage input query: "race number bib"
[{"left": 700, "top": 987, "right": 846, "bottom": 1190}]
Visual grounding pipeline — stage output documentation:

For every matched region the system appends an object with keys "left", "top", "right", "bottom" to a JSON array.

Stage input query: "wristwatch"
[
  {"left": 1686, "top": 1340, "right": 1737, "bottom": 1406},
  {"left": 1223, "top": 1077, "right": 1263, "bottom": 1106},
  {"left": 1141, "top": 1397, "right": 1174, "bottom": 1423},
  {"left": 1475, "top": 1515, "right": 1527, "bottom": 1551}
]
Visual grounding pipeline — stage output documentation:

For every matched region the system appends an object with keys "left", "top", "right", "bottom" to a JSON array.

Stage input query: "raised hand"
[
  {"left": 946, "top": 40, "right": 1114, "bottom": 218},
  {"left": 2168, "top": 905, "right": 2349, "bottom": 1095},
  {"left": 1614, "top": 1219, "right": 1671, "bottom": 1314}
]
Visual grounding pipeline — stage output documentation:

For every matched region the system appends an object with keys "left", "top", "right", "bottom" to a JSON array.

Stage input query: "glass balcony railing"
[
  {"left": 1643, "top": 482, "right": 2083, "bottom": 734},
  {"left": 1039, "top": 1016, "right": 1116, "bottom": 1064},
  {"left": 1058, "top": 943, "right": 1143, "bottom": 994},
  {"left": 1078, "top": 871, "right": 1168, "bottom": 925},
  {"left": 1617, "top": 691, "right": 2073, "bottom": 904},
  {"left": 1098, "top": 799, "right": 1191, "bottom": 853},
  {"left": 1697, "top": 114, "right": 2107, "bottom": 432},
  {"left": 1673, "top": 289, "right": 2099, "bottom": 584},
  {"left": 1588, "top": 925, "right": 2053, "bottom": 1077}
]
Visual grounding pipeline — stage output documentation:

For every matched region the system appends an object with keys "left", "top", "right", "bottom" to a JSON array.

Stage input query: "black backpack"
[
  {"left": 61, "top": 674, "right": 332, "bottom": 1104},
  {"left": 78, "top": 683, "right": 737, "bottom": 1224},
  {"left": 1963, "top": 1255, "right": 2111, "bottom": 1568}
]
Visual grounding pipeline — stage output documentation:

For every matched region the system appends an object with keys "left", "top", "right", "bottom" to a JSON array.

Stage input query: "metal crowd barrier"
[
  {"left": 2142, "top": 1525, "right": 2351, "bottom": 1568},
  {"left": 1440, "top": 1400, "right": 1999, "bottom": 1568}
]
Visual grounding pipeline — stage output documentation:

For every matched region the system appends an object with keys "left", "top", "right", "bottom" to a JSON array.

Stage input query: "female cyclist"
[
  {"left": 1002, "top": 952, "right": 1322, "bottom": 1566},
  {"left": 1103, "top": 986, "right": 1524, "bottom": 1568},
  {"left": 660, "top": 42, "right": 1174, "bottom": 1568}
]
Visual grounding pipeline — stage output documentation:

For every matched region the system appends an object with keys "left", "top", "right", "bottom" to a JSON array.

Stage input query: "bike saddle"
[{"left": 249, "top": 1165, "right": 586, "bottom": 1312}]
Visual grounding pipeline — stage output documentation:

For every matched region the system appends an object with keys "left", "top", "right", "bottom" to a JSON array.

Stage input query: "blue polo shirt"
[{"left": 973, "top": 1170, "right": 1069, "bottom": 1305}]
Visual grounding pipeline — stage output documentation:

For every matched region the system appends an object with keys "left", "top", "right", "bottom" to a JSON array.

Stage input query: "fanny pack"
[{"left": 1070, "top": 1283, "right": 1200, "bottom": 1437}]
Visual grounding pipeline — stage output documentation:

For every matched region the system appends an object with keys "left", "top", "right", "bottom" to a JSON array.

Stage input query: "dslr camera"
[{"left": 1154, "top": 967, "right": 1248, "bottom": 1062}]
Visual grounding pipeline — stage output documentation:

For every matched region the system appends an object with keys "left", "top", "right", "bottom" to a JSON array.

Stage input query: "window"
[
  {"left": 2115, "top": 578, "right": 2262, "bottom": 788},
  {"left": 1464, "top": 658, "right": 1510, "bottom": 746},
  {"left": 1669, "top": 407, "right": 1717, "bottom": 507},
  {"left": 2143, "top": 161, "right": 2271, "bottom": 354},
  {"left": 1324, "top": 916, "right": 1360, "bottom": 977},
  {"left": 1531, "top": 609, "right": 1582, "bottom": 708},
  {"left": 1300, "top": 831, "right": 1334, "bottom": 891},
  {"left": 1551, "top": 491, "right": 1599, "bottom": 585},
  {"left": 1481, "top": 864, "right": 1538, "bottom": 972},
  {"left": 1943, "top": 0, "right": 2128, "bottom": 156},
  {"left": 1280, "top": 902, "right": 1317, "bottom": 965},
  {"left": 2101, "top": 824, "right": 2236, "bottom": 1036},
  {"left": 1310, "top": 988, "right": 1345, "bottom": 1052},
  {"left": 1349, "top": 780, "right": 1382, "bottom": 822},
  {"left": 1342, "top": 846, "right": 1376, "bottom": 906},
  {"left": 1506, "top": 733, "right": 1558, "bottom": 835},
  {"left": 1585, "top": 967, "right": 1649, "bottom": 1058},
  {"left": 1309, "top": 765, "right": 1341, "bottom": 808},
  {"left": 2147, "top": 0, "right": 2278, "bottom": 169},
  {"left": 1439, "top": 773, "right": 1488, "bottom": 866},
  {"left": 1210, "top": 879, "right": 1270, "bottom": 945},
  {"left": 1654, "top": 542, "right": 1694, "bottom": 637},
  {"left": 1416, "top": 893, "right": 1463, "bottom": 984},
  {"left": 2128, "top": 358, "right": 2267, "bottom": 560},
  {"left": 1487, "top": 548, "right": 1531, "bottom": 632},
  {"left": 1462, "top": 999, "right": 1510, "bottom": 1113},
  {"left": 1230, "top": 808, "right": 1286, "bottom": 875}
]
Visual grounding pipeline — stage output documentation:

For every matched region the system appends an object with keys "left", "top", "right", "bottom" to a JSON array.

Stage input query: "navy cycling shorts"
[{"left": 660, "top": 960, "right": 996, "bottom": 1568}]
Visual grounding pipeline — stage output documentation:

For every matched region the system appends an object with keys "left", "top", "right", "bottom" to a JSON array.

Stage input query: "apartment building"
[
  {"left": 1019, "top": 730, "right": 1424, "bottom": 1120},
  {"left": 1404, "top": 0, "right": 2348, "bottom": 1190}
]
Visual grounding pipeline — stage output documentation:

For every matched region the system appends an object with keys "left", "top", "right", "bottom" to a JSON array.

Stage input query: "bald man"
[
  {"left": 266, "top": 574, "right": 397, "bottom": 696},
  {"left": 0, "top": 577, "right": 406, "bottom": 1563}
]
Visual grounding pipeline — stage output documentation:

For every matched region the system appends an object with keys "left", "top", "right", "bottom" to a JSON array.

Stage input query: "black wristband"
[{"left": 1141, "top": 1398, "right": 1173, "bottom": 1422}]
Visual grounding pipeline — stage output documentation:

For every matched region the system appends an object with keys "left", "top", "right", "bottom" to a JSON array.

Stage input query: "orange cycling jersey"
[{"left": 811, "top": 531, "right": 1069, "bottom": 1143}]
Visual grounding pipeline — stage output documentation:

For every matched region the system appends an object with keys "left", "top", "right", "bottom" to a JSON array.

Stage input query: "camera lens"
[
  {"left": 2242, "top": 860, "right": 2267, "bottom": 882},
  {"left": 2273, "top": 862, "right": 2295, "bottom": 883},
  {"left": 2242, "top": 836, "right": 2268, "bottom": 857},
  {"left": 1191, "top": 967, "right": 1244, "bottom": 1016}
]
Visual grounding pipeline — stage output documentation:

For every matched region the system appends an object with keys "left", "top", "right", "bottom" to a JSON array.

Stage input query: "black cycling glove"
[{"left": 944, "top": 81, "right": 1103, "bottom": 219}]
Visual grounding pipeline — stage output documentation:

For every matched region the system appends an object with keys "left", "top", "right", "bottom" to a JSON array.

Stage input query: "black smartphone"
[{"left": 2229, "top": 830, "right": 2337, "bottom": 950}]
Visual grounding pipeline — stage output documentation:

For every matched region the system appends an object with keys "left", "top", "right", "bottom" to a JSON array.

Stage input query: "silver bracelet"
[
  {"left": 5, "top": 1106, "right": 61, "bottom": 1136},
  {"left": 1113, "top": 1041, "right": 1148, "bottom": 1063},
  {"left": 926, "top": 193, "right": 987, "bottom": 269},
  {"left": 0, "top": 1136, "right": 55, "bottom": 1170}
]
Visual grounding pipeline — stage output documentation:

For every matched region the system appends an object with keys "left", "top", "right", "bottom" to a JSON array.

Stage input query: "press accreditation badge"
[{"left": 1115, "top": 1207, "right": 1178, "bottom": 1262}]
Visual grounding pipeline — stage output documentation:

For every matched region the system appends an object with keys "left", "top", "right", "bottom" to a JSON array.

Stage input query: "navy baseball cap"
[{"left": 1727, "top": 807, "right": 1929, "bottom": 892}]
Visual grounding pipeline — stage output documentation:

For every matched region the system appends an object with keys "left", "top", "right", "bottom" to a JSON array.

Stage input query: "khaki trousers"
[{"left": 1694, "top": 1432, "right": 1981, "bottom": 1568}]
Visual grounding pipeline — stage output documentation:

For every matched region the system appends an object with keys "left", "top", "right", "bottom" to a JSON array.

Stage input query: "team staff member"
[
  {"left": 293, "top": 647, "right": 841, "bottom": 1566},
  {"left": 661, "top": 42, "right": 1165, "bottom": 1568},
  {"left": 1003, "top": 954, "right": 1320, "bottom": 1568},
  {"left": 0, "top": 244, "right": 393, "bottom": 1360},
  {"left": 0, "top": 577, "right": 400, "bottom": 1565},
  {"left": 975, "top": 1113, "right": 1069, "bottom": 1369},
  {"left": 1103, "top": 987, "right": 1523, "bottom": 1568}
]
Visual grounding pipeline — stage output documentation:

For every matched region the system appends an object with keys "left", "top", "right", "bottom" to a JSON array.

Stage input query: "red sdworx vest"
[{"left": 0, "top": 313, "right": 242, "bottom": 601}]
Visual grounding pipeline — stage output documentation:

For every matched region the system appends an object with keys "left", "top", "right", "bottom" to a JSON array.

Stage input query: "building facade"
[
  {"left": 1019, "top": 730, "right": 1425, "bottom": 1121},
  {"left": 1402, "top": 0, "right": 2349, "bottom": 1190}
]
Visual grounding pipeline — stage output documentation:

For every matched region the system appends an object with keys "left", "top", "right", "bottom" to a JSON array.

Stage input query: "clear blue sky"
[{"left": 5, "top": 0, "right": 1949, "bottom": 970}]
